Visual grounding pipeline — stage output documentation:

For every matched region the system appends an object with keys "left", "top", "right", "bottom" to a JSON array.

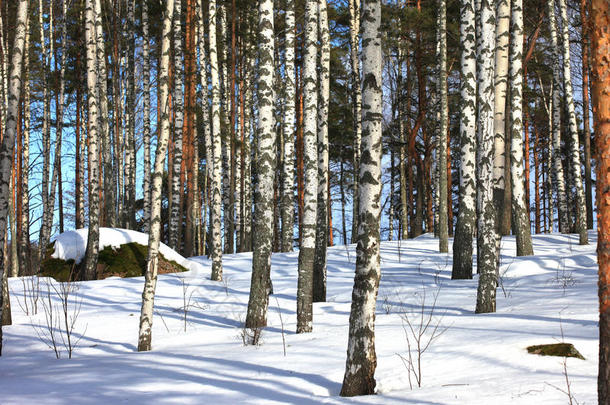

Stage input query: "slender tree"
[
  {"left": 558, "top": 0, "right": 587, "bottom": 245},
  {"left": 349, "top": 0, "right": 361, "bottom": 243},
  {"left": 245, "top": 0, "right": 276, "bottom": 330},
  {"left": 313, "top": 0, "right": 330, "bottom": 302},
  {"left": 142, "top": 0, "right": 152, "bottom": 231},
  {"left": 281, "top": 1, "right": 296, "bottom": 253},
  {"left": 592, "top": 0, "right": 610, "bottom": 401},
  {"left": 297, "top": 0, "right": 318, "bottom": 334},
  {"left": 340, "top": 0, "right": 382, "bottom": 396},
  {"left": 475, "top": 0, "right": 498, "bottom": 314},
  {"left": 0, "top": 0, "right": 28, "bottom": 354},
  {"left": 138, "top": 0, "right": 175, "bottom": 352},
  {"left": 452, "top": 0, "right": 477, "bottom": 279},
  {"left": 209, "top": 0, "right": 224, "bottom": 280},
  {"left": 508, "top": 0, "right": 534, "bottom": 256},
  {"left": 438, "top": 0, "right": 448, "bottom": 253}
]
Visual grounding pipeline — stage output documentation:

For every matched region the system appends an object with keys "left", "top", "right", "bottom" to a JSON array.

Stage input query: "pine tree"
[
  {"left": 591, "top": 0, "right": 610, "bottom": 401},
  {"left": 452, "top": 0, "right": 477, "bottom": 279},
  {"left": 138, "top": 0, "right": 175, "bottom": 352},
  {"left": 340, "top": 0, "right": 382, "bottom": 396}
]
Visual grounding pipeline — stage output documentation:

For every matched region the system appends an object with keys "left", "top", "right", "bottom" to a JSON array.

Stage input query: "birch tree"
[
  {"left": 142, "top": 0, "right": 152, "bottom": 231},
  {"left": 547, "top": 0, "right": 570, "bottom": 233},
  {"left": 297, "top": 0, "right": 318, "bottom": 334},
  {"left": 138, "top": 0, "right": 175, "bottom": 352},
  {"left": 124, "top": 0, "right": 137, "bottom": 230},
  {"left": 475, "top": 0, "right": 498, "bottom": 314},
  {"left": 281, "top": 1, "right": 296, "bottom": 253},
  {"left": 209, "top": 0, "right": 224, "bottom": 281},
  {"left": 349, "top": 0, "right": 361, "bottom": 243},
  {"left": 508, "top": 0, "right": 533, "bottom": 256},
  {"left": 558, "top": 0, "right": 587, "bottom": 245},
  {"left": 438, "top": 0, "right": 449, "bottom": 253},
  {"left": 19, "top": 9, "right": 31, "bottom": 275},
  {"left": 82, "top": 0, "right": 103, "bottom": 281},
  {"left": 169, "top": 0, "right": 185, "bottom": 250},
  {"left": 492, "top": 0, "right": 510, "bottom": 236},
  {"left": 314, "top": 0, "right": 330, "bottom": 303},
  {"left": 245, "top": 0, "right": 275, "bottom": 330},
  {"left": 0, "top": 0, "right": 28, "bottom": 353},
  {"left": 452, "top": 0, "right": 477, "bottom": 279},
  {"left": 340, "top": 0, "right": 382, "bottom": 395}
]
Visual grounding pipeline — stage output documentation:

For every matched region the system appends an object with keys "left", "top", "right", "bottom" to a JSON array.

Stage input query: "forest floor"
[{"left": 0, "top": 231, "right": 599, "bottom": 404}]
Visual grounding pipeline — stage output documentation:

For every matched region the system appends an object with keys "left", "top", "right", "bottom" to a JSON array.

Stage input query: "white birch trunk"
[
  {"left": 209, "top": 0, "right": 224, "bottom": 280},
  {"left": 297, "top": 0, "right": 319, "bottom": 334},
  {"left": 475, "top": 0, "right": 499, "bottom": 314},
  {"left": 438, "top": 0, "right": 449, "bottom": 253},
  {"left": 340, "top": 0, "right": 382, "bottom": 395},
  {"left": 138, "top": 0, "right": 175, "bottom": 352},
  {"left": 313, "top": 0, "right": 330, "bottom": 303},
  {"left": 558, "top": 0, "right": 588, "bottom": 245},
  {"left": 349, "top": 0, "right": 362, "bottom": 244},
  {"left": 142, "top": 0, "right": 152, "bottom": 232},
  {"left": 245, "top": 0, "right": 276, "bottom": 329}
]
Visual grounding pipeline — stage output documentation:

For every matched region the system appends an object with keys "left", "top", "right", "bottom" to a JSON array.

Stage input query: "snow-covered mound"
[{"left": 50, "top": 227, "right": 206, "bottom": 273}]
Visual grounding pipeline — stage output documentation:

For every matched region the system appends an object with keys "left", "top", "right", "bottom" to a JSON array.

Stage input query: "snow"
[
  {"left": 50, "top": 227, "right": 207, "bottom": 273},
  {"left": 1, "top": 231, "right": 599, "bottom": 404}
]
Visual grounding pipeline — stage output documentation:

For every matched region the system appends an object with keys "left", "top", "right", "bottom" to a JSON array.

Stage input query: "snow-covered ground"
[{"left": 1, "top": 232, "right": 599, "bottom": 404}]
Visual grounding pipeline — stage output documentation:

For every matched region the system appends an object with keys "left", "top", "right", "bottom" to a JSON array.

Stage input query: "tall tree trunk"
[
  {"left": 169, "top": 0, "right": 185, "bottom": 250},
  {"left": 493, "top": 0, "right": 510, "bottom": 238},
  {"left": 209, "top": 0, "right": 224, "bottom": 280},
  {"left": 142, "top": 0, "right": 152, "bottom": 232},
  {"left": 19, "top": 10, "right": 31, "bottom": 275},
  {"left": 297, "top": 0, "right": 318, "bottom": 334},
  {"left": 281, "top": 1, "right": 296, "bottom": 253},
  {"left": 245, "top": 0, "right": 275, "bottom": 329},
  {"left": 475, "top": 0, "right": 498, "bottom": 314},
  {"left": 452, "top": 0, "right": 477, "bottom": 280},
  {"left": 438, "top": 0, "right": 448, "bottom": 253},
  {"left": 547, "top": 0, "right": 570, "bottom": 233},
  {"left": 313, "top": 0, "right": 329, "bottom": 303},
  {"left": 591, "top": 1, "right": 610, "bottom": 401},
  {"left": 508, "top": 0, "right": 534, "bottom": 256},
  {"left": 340, "top": 0, "right": 382, "bottom": 395},
  {"left": 349, "top": 0, "right": 361, "bottom": 244},
  {"left": 138, "top": 0, "right": 175, "bottom": 352},
  {"left": 82, "top": 0, "right": 102, "bottom": 281},
  {"left": 0, "top": 0, "right": 27, "bottom": 352},
  {"left": 124, "top": 0, "right": 137, "bottom": 230},
  {"left": 558, "top": 0, "right": 587, "bottom": 245},
  {"left": 580, "top": 0, "right": 593, "bottom": 230}
]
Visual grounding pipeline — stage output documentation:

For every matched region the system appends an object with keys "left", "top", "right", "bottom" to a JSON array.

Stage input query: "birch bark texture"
[
  {"left": 142, "top": 0, "right": 152, "bottom": 232},
  {"left": 209, "top": 0, "right": 224, "bottom": 281},
  {"left": 349, "top": 0, "right": 362, "bottom": 244},
  {"left": 281, "top": 1, "right": 296, "bottom": 253},
  {"left": 0, "top": 0, "right": 27, "bottom": 354},
  {"left": 508, "top": 0, "right": 534, "bottom": 256},
  {"left": 313, "top": 0, "right": 330, "bottom": 303},
  {"left": 591, "top": 0, "right": 610, "bottom": 401},
  {"left": 438, "top": 0, "right": 449, "bottom": 253},
  {"left": 558, "top": 0, "right": 588, "bottom": 245},
  {"left": 452, "top": 0, "right": 477, "bottom": 279},
  {"left": 83, "top": 0, "right": 102, "bottom": 281},
  {"left": 340, "top": 0, "right": 382, "bottom": 396},
  {"left": 245, "top": 0, "right": 276, "bottom": 330},
  {"left": 138, "top": 0, "right": 175, "bottom": 352},
  {"left": 169, "top": 0, "right": 185, "bottom": 250},
  {"left": 547, "top": 0, "right": 570, "bottom": 233},
  {"left": 475, "top": 0, "right": 498, "bottom": 314},
  {"left": 297, "top": 0, "right": 319, "bottom": 334}
]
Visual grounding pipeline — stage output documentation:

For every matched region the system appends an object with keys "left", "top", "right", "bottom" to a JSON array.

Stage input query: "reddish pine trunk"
[{"left": 591, "top": 0, "right": 610, "bottom": 401}]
